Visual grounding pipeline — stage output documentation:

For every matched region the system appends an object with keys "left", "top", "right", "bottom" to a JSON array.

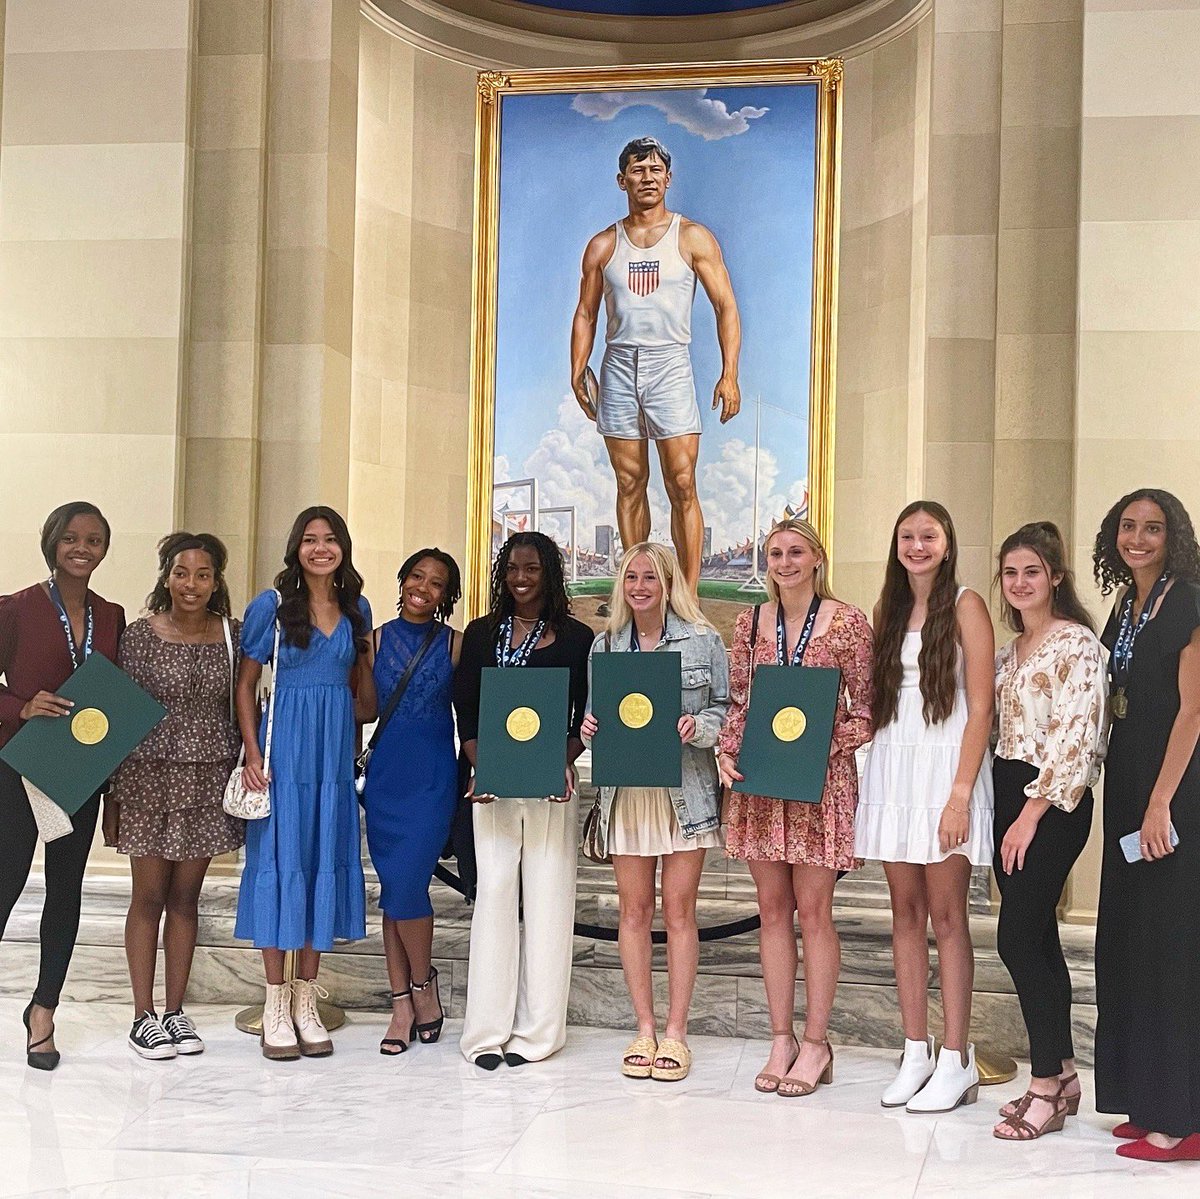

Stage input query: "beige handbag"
[{"left": 223, "top": 601, "right": 279, "bottom": 821}]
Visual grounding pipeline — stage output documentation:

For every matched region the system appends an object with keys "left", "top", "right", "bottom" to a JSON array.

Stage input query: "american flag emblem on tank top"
[{"left": 628, "top": 260, "right": 660, "bottom": 297}]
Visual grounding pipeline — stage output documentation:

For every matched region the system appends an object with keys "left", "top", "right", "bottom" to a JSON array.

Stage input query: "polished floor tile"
[{"left": 0, "top": 1000, "right": 1193, "bottom": 1198}]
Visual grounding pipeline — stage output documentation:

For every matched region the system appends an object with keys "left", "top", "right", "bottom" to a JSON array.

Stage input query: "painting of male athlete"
[{"left": 469, "top": 64, "right": 841, "bottom": 640}]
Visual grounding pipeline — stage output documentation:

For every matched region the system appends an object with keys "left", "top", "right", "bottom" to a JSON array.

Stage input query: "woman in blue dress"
[
  {"left": 234, "top": 506, "right": 375, "bottom": 1061},
  {"left": 363, "top": 548, "right": 462, "bottom": 1055}
]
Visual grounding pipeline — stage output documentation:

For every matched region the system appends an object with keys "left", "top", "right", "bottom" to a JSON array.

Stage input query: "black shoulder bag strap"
[
  {"left": 357, "top": 621, "right": 443, "bottom": 775},
  {"left": 748, "top": 604, "right": 761, "bottom": 681}
]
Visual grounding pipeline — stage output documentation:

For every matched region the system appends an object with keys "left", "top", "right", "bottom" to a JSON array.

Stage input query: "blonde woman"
[
  {"left": 718, "top": 519, "right": 874, "bottom": 1097},
  {"left": 581, "top": 543, "right": 729, "bottom": 1082}
]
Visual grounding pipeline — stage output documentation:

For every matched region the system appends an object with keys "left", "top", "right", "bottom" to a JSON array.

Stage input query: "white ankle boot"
[
  {"left": 881, "top": 1036, "right": 936, "bottom": 1108},
  {"left": 906, "top": 1043, "right": 979, "bottom": 1113},
  {"left": 261, "top": 982, "right": 299, "bottom": 1061},
  {"left": 291, "top": 978, "right": 333, "bottom": 1057}
]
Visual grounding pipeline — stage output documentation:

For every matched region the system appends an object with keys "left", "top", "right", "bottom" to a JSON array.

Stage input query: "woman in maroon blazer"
[{"left": 0, "top": 501, "right": 125, "bottom": 1070}]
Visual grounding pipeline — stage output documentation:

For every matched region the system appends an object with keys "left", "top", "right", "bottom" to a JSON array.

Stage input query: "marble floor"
[{"left": 0, "top": 999, "right": 1191, "bottom": 1198}]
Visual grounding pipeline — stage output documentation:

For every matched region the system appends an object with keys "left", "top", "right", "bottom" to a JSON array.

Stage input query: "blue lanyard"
[
  {"left": 1111, "top": 572, "right": 1169, "bottom": 686},
  {"left": 496, "top": 615, "right": 546, "bottom": 668},
  {"left": 776, "top": 595, "right": 821, "bottom": 667},
  {"left": 47, "top": 577, "right": 93, "bottom": 670}
]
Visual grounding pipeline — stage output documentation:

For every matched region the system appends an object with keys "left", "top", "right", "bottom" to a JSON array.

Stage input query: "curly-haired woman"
[
  {"left": 1092, "top": 489, "right": 1200, "bottom": 1162},
  {"left": 454, "top": 532, "right": 592, "bottom": 1069}
]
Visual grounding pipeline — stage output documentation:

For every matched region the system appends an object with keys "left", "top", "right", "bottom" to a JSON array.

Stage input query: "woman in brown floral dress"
[
  {"left": 718, "top": 519, "right": 874, "bottom": 1097},
  {"left": 107, "top": 533, "right": 243, "bottom": 1059}
]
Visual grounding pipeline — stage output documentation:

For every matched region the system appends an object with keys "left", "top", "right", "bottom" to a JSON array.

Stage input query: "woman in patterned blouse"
[{"left": 991, "top": 522, "right": 1106, "bottom": 1141}]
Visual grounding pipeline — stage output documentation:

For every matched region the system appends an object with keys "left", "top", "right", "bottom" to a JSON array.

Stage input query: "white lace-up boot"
[
  {"left": 261, "top": 982, "right": 300, "bottom": 1061},
  {"left": 291, "top": 978, "right": 334, "bottom": 1057},
  {"left": 906, "top": 1043, "right": 979, "bottom": 1113},
  {"left": 881, "top": 1035, "right": 936, "bottom": 1108}
]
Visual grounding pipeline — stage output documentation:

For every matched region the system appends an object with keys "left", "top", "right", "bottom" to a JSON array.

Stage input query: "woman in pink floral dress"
[{"left": 718, "top": 518, "right": 873, "bottom": 1097}]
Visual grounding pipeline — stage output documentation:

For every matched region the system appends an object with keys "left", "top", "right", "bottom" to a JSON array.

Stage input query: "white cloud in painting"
[
  {"left": 571, "top": 89, "right": 768, "bottom": 142},
  {"left": 700, "top": 437, "right": 807, "bottom": 551}
]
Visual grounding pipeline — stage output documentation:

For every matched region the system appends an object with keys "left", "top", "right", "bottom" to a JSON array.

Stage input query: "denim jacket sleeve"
[{"left": 690, "top": 630, "right": 730, "bottom": 750}]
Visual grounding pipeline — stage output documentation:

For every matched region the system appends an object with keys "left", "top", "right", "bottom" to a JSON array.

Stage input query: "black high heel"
[
  {"left": 412, "top": 966, "right": 444, "bottom": 1044},
  {"left": 23, "top": 999, "right": 60, "bottom": 1072},
  {"left": 379, "top": 990, "right": 416, "bottom": 1056}
]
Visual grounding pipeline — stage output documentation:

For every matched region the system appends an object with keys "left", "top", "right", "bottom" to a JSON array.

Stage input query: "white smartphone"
[{"left": 1120, "top": 823, "right": 1179, "bottom": 863}]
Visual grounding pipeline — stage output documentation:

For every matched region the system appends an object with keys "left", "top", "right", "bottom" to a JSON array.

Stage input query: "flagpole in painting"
[{"left": 739, "top": 395, "right": 764, "bottom": 593}]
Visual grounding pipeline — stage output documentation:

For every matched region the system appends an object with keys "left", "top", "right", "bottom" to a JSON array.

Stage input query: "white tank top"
[{"left": 602, "top": 213, "right": 696, "bottom": 347}]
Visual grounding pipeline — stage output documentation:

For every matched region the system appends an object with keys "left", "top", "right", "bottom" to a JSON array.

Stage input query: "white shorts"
[{"left": 597, "top": 344, "right": 701, "bottom": 441}]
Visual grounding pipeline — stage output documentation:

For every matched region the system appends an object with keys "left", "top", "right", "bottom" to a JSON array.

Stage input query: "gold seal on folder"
[
  {"left": 506, "top": 706, "right": 540, "bottom": 742},
  {"left": 618, "top": 692, "right": 653, "bottom": 729},
  {"left": 70, "top": 707, "right": 110, "bottom": 746},
  {"left": 771, "top": 706, "right": 807, "bottom": 742}
]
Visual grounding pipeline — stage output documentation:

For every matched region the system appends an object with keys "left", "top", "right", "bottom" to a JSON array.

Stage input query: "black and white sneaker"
[
  {"left": 129, "top": 1011, "right": 176, "bottom": 1060},
  {"left": 162, "top": 1008, "right": 205, "bottom": 1055}
]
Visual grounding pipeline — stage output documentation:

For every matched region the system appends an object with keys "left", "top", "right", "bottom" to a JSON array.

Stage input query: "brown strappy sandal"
[
  {"left": 755, "top": 1030, "right": 799, "bottom": 1094},
  {"left": 993, "top": 1082, "right": 1069, "bottom": 1141},
  {"left": 777, "top": 1036, "right": 834, "bottom": 1098},
  {"left": 999, "top": 1071, "right": 1081, "bottom": 1119}
]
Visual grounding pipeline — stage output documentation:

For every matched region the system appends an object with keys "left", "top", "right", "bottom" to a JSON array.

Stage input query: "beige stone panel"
[
  {"left": 865, "top": 210, "right": 915, "bottom": 307},
  {"left": 192, "top": 148, "right": 264, "bottom": 246},
  {"left": 408, "top": 220, "right": 471, "bottom": 315},
  {"left": 350, "top": 371, "right": 383, "bottom": 465},
  {"left": 350, "top": 461, "right": 405, "bottom": 549},
  {"left": 0, "top": 239, "right": 184, "bottom": 339},
  {"left": 404, "top": 467, "right": 469, "bottom": 561},
  {"left": 379, "top": 379, "right": 410, "bottom": 471},
  {"left": 181, "top": 437, "right": 256, "bottom": 532},
  {"left": 328, "top": 155, "right": 358, "bottom": 263},
  {"left": 999, "top": 124, "right": 1081, "bottom": 230},
  {"left": 198, "top": 0, "right": 268, "bottom": 56},
  {"left": 1000, "top": 21, "right": 1083, "bottom": 130},
  {"left": 836, "top": 297, "right": 913, "bottom": 396},
  {"left": 996, "top": 227, "right": 1077, "bottom": 335},
  {"left": 407, "top": 300, "right": 471, "bottom": 396},
  {"left": 925, "top": 440, "right": 994, "bottom": 546},
  {"left": 934, "top": 0, "right": 1003, "bottom": 33},
  {"left": 194, "top": 54, "right": 267, "bottom": 152},
  {"left": 1079, "top": 220, "right": 1200, "bottom": 331},
  {"left": 838, "top": 56, "right": 874, "bottom": 232},
  {"left": 190, "top": 242, "right": 259, "bottom": 343},
  {"left": 187, "top": 341, "right": 256, "bottom": 440},
  {"left": 1081, "top": 115, "right": 1200, "bottom": 222},
  {"left": 0, "top": 337, "right": 179, "bottom": 434},
  {"left": 927, "top": 235, "right": 997, "bottom": 340},
  {"left": 859, "top": 121, "right": 920, "bottom": 229},
  {"left": 956, "top": 544, "right": 994, "bottom": 600},
  {"left": 3, "top": 0, "right": 189, "bottom": 52},
  {"left": 271, "top": 0, "right": 333, "bottom": 61},
  {"left": 358, "top": 16, "right": 392, "bottom": 124},
  {"left": 269, "top": 59, "right": 333, "bottom": 156},
  {"left": 925, "top": 338, "right": 995, "bottom": 441},
  {"left": 409, "top": 56, "right": 478, "bottom": 235},
  {"left": 995, "top": 334, "right": 1075, "bottom": 440},
  {"left": 992, "top": 437, "right": 1074, "bottom": 539},
  {"left": 1, "top": 50, "right": 189, "bottom": 146},
  {"left": 328, "top": 61, "right": 360, "bottom": 171},
  {"left": 835, "top": 391, "right": 865, "bottom": 483},
  {"left": 1077, "top": 330, "right": 1200, "bottom": 434},
  {"left": 861, "top": 384, "right": 913, "bottom": 501},
  {"left": 267, "top": 153, "right": 329, "bottom": 249},
  {"left": 406, "top": 386, "right": 470, "bottom": 474},
  {"left": 1005, "top": 0, "right": 1082, "bottom": 22},
  {"left": 324, "top": 248, "right": 356, "bottom": 359},
  {"left": 928, "top": 133, "right": 1000, "bottom": 236},
  {"left": 319, "top": 347, "right": 352, "bottom": 510},
  {"left": 0, "top": 143, "right": 187, "bottom": 243},
  {"left": 261, "top": 344, "right": 324, "bottom": 444},
  {"left": 1082, "top": 11, "right": 1200, "bottom": 117},
  {"left": 837, "top": 225, "right": 869, "bottom": 316},
  {"left": 930, "top": 31, "right": 1002, "bottom": 137},
  {"left": 871, "top": 22, "right": 919, "bottom": 140},
  {"left": 1087, "top": 0, "right": 1200, "bottom": 9},
  {"left": 330, "top": 0, "right": 360, "bottom": 79},
  {"left": 264, "top": 246, "right": 327, "bottom": 345}
]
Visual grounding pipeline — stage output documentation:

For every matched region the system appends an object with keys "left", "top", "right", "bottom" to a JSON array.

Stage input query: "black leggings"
[
  {"left": 0, "top": 762, "right": 100, "bottom": 1009},
  {"left": 993, "top": 756, "right": 1093, "bottom": 1079}
]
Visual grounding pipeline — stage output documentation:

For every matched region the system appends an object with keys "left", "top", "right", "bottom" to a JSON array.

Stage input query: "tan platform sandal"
[
  {"left": 777, "top": 1036, "right": 834, "bottom": 1098},
  {"left": 755, "top": 1030, "right": 800, "bottom": 1094},
  {"left": 999, "top": 1072, "right": 1080, "bottom": 1119},
  {"left": 650, "top": 1037, "right": 692, "bottom": 1082},
  {"left": 621, "top": 1034, "right": 658, "bottom": 1079},
  {"left": 993, "top": 1082, "right": 1069, "bottom": 1141}
]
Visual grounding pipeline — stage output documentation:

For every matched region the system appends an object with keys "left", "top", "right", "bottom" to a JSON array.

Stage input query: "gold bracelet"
[{"left": 946, "top": 803, "right": 968, "bottom": 814}]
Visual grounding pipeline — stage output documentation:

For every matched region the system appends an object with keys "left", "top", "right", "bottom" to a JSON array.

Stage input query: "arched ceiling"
[{"left": 512, "top": 0, "right": 814, "bottom": 13}]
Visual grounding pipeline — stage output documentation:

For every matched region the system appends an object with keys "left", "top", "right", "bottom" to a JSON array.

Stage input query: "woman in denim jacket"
[{"left": 582, "top": 542, "right": 729, "bottom": 1082}]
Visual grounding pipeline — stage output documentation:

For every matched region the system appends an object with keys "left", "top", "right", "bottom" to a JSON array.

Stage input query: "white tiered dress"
[{"left": 854, "top": 598, "right": 993, "bottom": 865}]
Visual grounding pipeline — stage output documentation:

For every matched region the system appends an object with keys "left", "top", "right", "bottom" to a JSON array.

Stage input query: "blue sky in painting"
[{"left": 493, "top": 83, "right": 816, "bottom": 556}]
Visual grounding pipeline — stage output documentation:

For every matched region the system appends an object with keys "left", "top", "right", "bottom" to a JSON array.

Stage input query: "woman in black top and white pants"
[{"left": 454, "top": 533, "right": 593, "bottom": 1069}]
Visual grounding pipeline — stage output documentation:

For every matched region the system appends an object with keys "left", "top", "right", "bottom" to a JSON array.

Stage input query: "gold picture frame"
[{"left": 465, "top": 60, "right": 843, "bottom": 620}]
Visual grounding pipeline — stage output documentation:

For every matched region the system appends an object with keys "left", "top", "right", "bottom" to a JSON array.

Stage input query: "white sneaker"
[
  {"left": 128, "top": 1011, "right": 176, "bottom": 1060},
  {"left": 881, "top": 1036, "right": 936, "bottom": 1108},
  {"left": 906, "top": 1043, "right": 979, "bottom": 1113},
  {"left": 291, "top": 978, "right": 333, "bottom": 1057},
  {"left": 261, "top": 982, "right": 300, "bottom": 1061}
]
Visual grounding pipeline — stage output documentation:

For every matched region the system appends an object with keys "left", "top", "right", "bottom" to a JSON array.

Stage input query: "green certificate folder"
[
  {"left": 591, "top": 651, "right": 682, "bottom": 789},
  {"left": 0, "top": 652, "right": 168, "bottom": 816},
  {"left": 731, "top": 665, "right": 842, "bottom": 804},
  {"left": 475, "top": 666, "right": 570, "bottom": 799}
]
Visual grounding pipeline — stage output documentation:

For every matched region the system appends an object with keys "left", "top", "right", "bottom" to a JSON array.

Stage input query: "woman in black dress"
[{"left": 1093, "top": 488, "right": 1200, "bottom": 1162}]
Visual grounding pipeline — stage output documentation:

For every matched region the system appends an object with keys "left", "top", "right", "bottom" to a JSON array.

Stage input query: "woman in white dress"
[{"left": 855, "top": 501, "right": 995, "bottom": 1113}]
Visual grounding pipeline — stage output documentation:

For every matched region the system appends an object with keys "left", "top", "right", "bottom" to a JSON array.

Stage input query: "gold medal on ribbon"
[
  {"left": 1111, "top": 688, "right": 1128, "bottom": 720},
  {"left": 506, "top": 706, "right": 540, "bottom": 742},
  {"left": 771, "top": 706, "right": 807, "bottom": 742},
  {"left": 70, "top": 707, "right": 109, "bottom": 746},
  {"left": 618, "top": 692, "right": 653, "bottom": 729}
]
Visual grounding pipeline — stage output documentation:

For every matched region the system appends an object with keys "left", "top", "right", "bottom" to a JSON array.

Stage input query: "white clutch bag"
[{"left": 223, "top": 601, "right": 279, "bottom": 821}]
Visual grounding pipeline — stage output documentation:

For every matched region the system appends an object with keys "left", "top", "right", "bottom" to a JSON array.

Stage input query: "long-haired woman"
[
  {"left": 363, "top": 548, "right": 462, "bottom": 1055},
  {"left": 990, "top": 522, "right": 1106, "bottom": 1140},
  {"left": 108, "top": 533, "right": 245, "bottom": 1059},
  {"left": 581, "top": 542, "right": 729, "bottom": 1081},
  {"left": 454, "top": 531, "right": 593, "bottom": 1069},
  {"left": 234, "top": 506, "right": 375, "bottom": 1060},
  {"left": 855, "top": 500, "right": 994, "bottom": 1113},
  {"left": 0, "top": 502, "right": 124, "bottom": 1070},
  {"left": 1092, "top": 489, "right": 1200, "bottom": 1161},
  {"left": 718, "top": 518, "right": 874, "bottom": 1097}
]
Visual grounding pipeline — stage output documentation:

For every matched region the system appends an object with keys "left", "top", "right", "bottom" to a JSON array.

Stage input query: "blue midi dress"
[
  {"left": 363, "top": 617, "right": 457, "bottom": 920},
  {"left": 234, "top": 589, "right": 370, "bottom": 950}
]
